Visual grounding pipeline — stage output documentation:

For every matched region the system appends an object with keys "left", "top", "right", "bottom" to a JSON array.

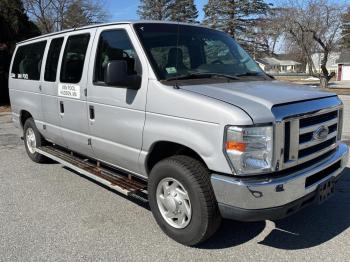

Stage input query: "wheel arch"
[
  {"left": 20, "top": 110, "right": 33, "bottom": 128},
  {"left": 145, "top": 141, "right": 208, "bottom": 174}
]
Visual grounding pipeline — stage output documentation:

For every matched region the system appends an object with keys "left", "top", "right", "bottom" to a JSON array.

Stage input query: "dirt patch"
[
  {"left": 0, "top": 105, "right": 11, "bottom": 113},
  {"left": 325, "top": 88, "right": 350, "bottom": 96}
]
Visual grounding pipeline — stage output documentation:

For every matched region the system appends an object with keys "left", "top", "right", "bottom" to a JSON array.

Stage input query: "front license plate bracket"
[{"left": 318, "top": 177, "right": 335, "bottom": 204}]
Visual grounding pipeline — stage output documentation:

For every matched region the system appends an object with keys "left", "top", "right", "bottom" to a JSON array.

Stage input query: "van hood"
[{"left": 180, "top": 80, "right": 335, "bottom": 124}]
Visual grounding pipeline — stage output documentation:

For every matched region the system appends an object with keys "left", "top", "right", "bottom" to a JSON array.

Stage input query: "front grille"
[
  {"left": 283, "top": 109, "right": 340, "bottom": 167},
  {"left": 299, "top": 111, "right": 338, "bottom": 128},
  {"left": 299, "top": 137, "right": 336, "bottom": 158}
]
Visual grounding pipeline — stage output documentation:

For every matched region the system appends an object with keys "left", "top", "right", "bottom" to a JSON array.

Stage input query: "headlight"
[{"left": 224, "top": 125, "right": 273, "bottom": 175}]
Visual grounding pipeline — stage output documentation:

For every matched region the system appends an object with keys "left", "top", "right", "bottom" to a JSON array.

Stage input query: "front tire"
[
  {"left": 148, "top": 155, "right": 221, "bottom": 246},
  {"left": 23, "top": 118, "right": 47, "bottom": 163}
]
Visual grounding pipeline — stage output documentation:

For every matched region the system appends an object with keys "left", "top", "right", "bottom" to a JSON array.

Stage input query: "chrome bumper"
[{"left": 211, "top": 143, "right": 349, "bottom": 220}]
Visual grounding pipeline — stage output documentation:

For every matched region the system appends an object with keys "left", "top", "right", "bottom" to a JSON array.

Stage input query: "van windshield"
[{"left": 134, "top": 23, "right": 268, "bottom": 82}]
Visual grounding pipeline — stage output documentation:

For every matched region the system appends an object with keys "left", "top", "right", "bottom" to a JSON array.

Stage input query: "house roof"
[
  {"left": 256, "top": 57, "right": 301, "bottom": 66},
  {"left": 279, "top": 60, "right": 301, "bottom": 66},
  {"left": 257, "top": 57, "right": 280, "bottom": 65},
  {"left": 337, "top": 49, "right": 350, "bottom": 64}
]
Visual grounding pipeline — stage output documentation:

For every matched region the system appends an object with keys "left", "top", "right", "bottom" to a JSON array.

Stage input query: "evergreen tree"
[
  {"left": 0, "top": 0, "right": 40, "bottom": 104},
  {"left": 169, "top": 0, "right": 198, "bottom": 23},
  {"left": 341, "top": 7, "right": 350, "bottom": 49},
  {"left": 137, "top": 0, "right": 171, "bottom": 20},
  {"left": 0, "top": 0, "right": 40, "bottom": 46},
  {"left": 203, "top": 0, "right": 271, "bottom": 54},
  {"left": 62, "top": 0, "right": 89, "bottom": 29}
]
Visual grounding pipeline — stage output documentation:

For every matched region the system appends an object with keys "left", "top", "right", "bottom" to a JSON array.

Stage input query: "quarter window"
[
  {"left": 11, "top": 41, "right": 47, "bottom": 80},
  {"left": 44, "top": 37, "right": 64, "bottom": 82},
  {"left": 94, "top": 30, "right": 140, "bottom": 84},
  {"left": 60, "top": 34, "right": 90, "bottom": 83}
]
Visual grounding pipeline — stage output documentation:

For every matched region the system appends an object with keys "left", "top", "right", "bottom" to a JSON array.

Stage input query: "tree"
[
  {"left": 278, "top": 6, "right": 318, "bottom": 75},
  {"left": 0, "top": 0, "right": 40, "bottom": 104},
  {"left": 62, "top": 0, "right": 108, "bottom": 29},
  {"left": 253, "top": 7, "right": 284, "bottom": 57},
  {"left": 278, "top": 0, "right": 343, "bottom": 88},
  {"left": 23, "top": 0, "right": 108, "bottom": 33},
  {"left": 137, "top": 0, "right": 171, "bottom": 20},
  {"left": 341, "top": 7, "right": 350, "bottom": 49},
  {"left": 203, "top": 0, "right": 271, "bottom": 55},
  {"left": 169, "top": 0, "right": 198, "bottom": 23}
]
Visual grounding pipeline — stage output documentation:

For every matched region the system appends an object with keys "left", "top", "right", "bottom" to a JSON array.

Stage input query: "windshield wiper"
[
  {"left": 235, "top": 72, "right": 263, "bottom": 77},
  {"left": 165, "top": 73, "right": 240, "bottom": 81}
]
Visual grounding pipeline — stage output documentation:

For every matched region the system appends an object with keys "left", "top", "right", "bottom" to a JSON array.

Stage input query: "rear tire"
[
  {"left": 23, "top": 118, "right": 48, "bottom": 163},
  {"left": 148, "top": 155, "right": 221, "bottom": 246}
]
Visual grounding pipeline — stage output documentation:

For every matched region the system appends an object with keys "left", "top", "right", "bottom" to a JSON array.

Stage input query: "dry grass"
[{"left": 274, "top": 76, "right": 350, "bottom": 95}]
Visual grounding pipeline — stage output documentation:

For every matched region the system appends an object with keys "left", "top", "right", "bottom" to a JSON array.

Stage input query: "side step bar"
[{"left": 36, "top": 146, "right": 147, "bottom": 196}]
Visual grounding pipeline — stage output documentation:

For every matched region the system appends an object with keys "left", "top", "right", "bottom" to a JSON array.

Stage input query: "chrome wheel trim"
[
  {"left": 156, "top": 177, "right": 192, "bottom": 229},
  {"left": 26, "top": 127, "right": 36, "bottom": 154}
]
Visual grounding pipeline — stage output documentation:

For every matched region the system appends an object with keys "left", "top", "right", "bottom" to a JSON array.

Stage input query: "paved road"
[{"left": 1, "top": 96, "right": 350, "bottom": 261}]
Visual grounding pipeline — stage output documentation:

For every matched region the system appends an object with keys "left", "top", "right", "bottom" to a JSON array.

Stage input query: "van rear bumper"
[{"left": 211, "top": 143, "right": 349, "bottom": 221}]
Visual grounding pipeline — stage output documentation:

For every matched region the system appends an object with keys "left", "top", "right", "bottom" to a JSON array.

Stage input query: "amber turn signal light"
[{"left": 226, "top": 141, "right": 246, "bottom": 152}]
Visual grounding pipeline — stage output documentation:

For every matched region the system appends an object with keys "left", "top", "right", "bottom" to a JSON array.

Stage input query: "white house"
[
  {"left": 256, "top": 57, "right": 302, "bottom": 74},
  {"left": 337, "top": 49, "right": 350, "bottom": 81}
]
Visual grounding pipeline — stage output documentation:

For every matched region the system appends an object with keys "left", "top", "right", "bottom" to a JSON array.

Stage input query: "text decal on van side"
[{"left": 58, "top": 84, "right": 80, "bottom": 99}]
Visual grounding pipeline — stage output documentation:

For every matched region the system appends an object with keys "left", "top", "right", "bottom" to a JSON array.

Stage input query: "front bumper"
[{"left": 211, "top": 143, "right": 349, "bottom": 221}]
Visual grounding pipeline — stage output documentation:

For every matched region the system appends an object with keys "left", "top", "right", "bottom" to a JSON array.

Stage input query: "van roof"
[{"left": 17, "top": 20, "right": 208, "bottom": 45}]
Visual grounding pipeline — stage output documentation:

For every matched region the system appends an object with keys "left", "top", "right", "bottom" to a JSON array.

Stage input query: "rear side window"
[
  {"left": 94, "top": 30, "right": 139, "bottom": 84},
  {"left": 60, "top": 34, "right": 90, "bottom": 83},
  {"left": 11, "top": 41, "right": 47, "bottom": 80},
  {"left": 44, "top": 37, "right": 64, "bottom": 82}
]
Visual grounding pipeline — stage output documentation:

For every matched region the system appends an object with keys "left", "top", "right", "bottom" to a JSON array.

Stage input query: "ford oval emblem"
[{"left": 313, "top": 125, "right": 329, "bottom": 140}]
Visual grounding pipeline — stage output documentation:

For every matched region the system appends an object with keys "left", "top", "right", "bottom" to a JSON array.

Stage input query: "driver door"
[{"left": 86, "top": 25, "right": 148, "bottom": 174}]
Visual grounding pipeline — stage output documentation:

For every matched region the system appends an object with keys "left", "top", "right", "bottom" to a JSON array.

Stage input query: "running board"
[{"left": 36, "top": 146, "right": 147, "bottom": 196}]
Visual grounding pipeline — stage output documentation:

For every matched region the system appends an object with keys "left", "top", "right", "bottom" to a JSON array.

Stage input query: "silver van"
[{"left": 9, "top": 21, "right": 349, "bottom": 246}]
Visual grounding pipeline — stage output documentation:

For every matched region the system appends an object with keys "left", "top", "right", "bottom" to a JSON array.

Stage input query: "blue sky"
[
  {"left": 105, "top": 0, "right": 214, "bottom": 21},
  {"left": 105, "top": 0, "right": 349, "bottom": 21}
]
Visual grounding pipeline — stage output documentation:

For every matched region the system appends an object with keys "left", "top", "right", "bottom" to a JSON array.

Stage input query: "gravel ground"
[{"left": 0, "top": 96, "right": 350, "bottom": 262}]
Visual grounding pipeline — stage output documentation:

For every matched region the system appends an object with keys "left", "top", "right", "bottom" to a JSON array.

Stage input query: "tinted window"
[
  {"left": 134, "top": 23, "right": 266, "bottom": 81},
  {"left": 11, "top": 41, "right": 47, "bottom": 80},
  {"left": 44, "top": 37, "right": 64, "bottom": 82},
  {"left": 204, "top": 39, "right": 235, "bottom": 64},
  {"left": 94, "top": 30, "right": 139, "bottom": 84},
  {"left": 60, "top": 34, "right": 90, "bottom": 83},
  {"left": 150, "top": 45, "right": 190, "bottom": 74}
]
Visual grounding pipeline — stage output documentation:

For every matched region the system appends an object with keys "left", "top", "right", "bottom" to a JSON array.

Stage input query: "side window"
[
  {"left": 11, "top": 41, "right": 47, "bottom": 80},
  {"left": 94, "top": 30, "right": 140, "bottom": 84},
  {"left": 44, "top": 37, "right": 64, "bottom": 82},
  {"left": 60, "top": 34, "right": 90, "bottom": 83}
]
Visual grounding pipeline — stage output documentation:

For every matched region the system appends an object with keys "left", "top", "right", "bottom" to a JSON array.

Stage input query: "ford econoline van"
[{"left": 9, "top": 21, "right": 349, "bottom": 246}]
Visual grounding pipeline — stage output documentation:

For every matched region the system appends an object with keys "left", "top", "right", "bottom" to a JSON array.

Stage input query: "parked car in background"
[{"left": 9, "top": 21, "right": 349, "bottom": 246}]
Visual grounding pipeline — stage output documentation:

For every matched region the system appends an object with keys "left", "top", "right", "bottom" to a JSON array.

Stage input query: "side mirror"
[{"left": 104, "top": 60, "right": 141, "bottom": 90}]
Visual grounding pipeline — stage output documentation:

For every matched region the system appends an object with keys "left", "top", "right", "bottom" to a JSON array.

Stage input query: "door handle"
[
  {"left": 89, "top": 105, "right": 95, "bottom": 120},
  {"left": 59, "top": 101, "right": 64, "bottom": 114}
]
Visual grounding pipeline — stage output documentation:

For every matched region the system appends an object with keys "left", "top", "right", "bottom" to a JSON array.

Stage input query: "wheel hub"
[
  {"left": 26, "top": 127, "right": 36, "bottom": 154},
  {"left": 156, "top": 178, "right": 192, "bottom": 229}
]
